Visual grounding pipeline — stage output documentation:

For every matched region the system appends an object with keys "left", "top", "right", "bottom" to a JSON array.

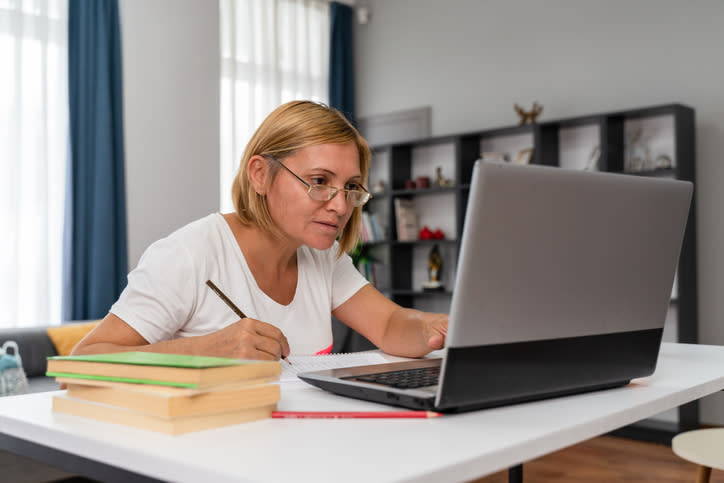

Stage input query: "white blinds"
[{"left": 0, "top": 0, "right": 68, "bottom": 328}]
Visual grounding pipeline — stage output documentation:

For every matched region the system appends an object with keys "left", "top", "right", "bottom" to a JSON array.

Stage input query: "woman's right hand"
[
  {"left": 72, "top": 313, "right": 290, "bottom": 363},
  {"left": 198, "top": 318, "right": 291, "bottom": 361}
]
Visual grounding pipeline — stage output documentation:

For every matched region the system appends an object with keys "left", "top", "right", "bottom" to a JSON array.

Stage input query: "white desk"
[{"left": 1, "top": 342, "right": 724, "bottom": 483}]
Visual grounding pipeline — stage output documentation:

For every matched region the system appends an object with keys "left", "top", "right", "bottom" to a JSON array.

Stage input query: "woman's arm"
[
  {"left": 332, "top": 285, "right": 448, "bottom": 358},
  {"left": 71, "top": 312, "right": 290, "bottom": 361}
]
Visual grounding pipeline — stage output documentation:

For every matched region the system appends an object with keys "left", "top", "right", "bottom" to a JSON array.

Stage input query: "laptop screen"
[{"left": 447, "top": 161, "right": 692, "bottom": 348}]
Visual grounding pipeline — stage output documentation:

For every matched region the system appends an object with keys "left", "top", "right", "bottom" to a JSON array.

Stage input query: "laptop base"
[
  {"left": 436, "top": 328, "right": 663, "bottom": 412},
  {"left": 299, "top": 328, "right": 662, "bottom": 413}
]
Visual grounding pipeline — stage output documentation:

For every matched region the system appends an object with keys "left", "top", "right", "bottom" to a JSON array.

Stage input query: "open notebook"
[{"left": 282, "top": 352, "right": 388, "bottom": 383}]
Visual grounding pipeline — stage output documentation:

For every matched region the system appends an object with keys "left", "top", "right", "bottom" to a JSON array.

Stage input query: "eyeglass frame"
[{"left": 265, "top": 154, "right": 372, "bottom": 207}]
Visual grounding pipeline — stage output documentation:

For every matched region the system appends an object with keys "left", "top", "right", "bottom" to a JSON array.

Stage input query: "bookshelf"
[{"left": 335, "top": 103, "right": 698, "bottom": 442}]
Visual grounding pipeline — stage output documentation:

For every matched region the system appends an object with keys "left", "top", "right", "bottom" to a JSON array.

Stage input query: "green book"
[
  {"left": 46, "top": 352, "right": 281, "bottom": 388},
  {"left": 48, "top": 351, "right": 253, "bottom": 368}
]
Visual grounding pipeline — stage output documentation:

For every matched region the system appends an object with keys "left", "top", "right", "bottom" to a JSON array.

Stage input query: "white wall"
[
  {"left": 120, "top": 0, "right": 220, "bottom": 269},
  {"left": 355, "top": 0, "right": 724, "bottom": 424}
]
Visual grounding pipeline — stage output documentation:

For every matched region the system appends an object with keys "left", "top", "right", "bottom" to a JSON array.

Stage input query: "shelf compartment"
[{"left": 623, "top": 114, "right": 676, "bottom": 173}]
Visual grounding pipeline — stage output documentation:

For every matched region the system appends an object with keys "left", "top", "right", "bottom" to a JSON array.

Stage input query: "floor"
[
  {"left": 471, "top": 435, "right": 723, "bottom": 482},
  {"left": 0, "top": 449, "right": 79, "bottom": 482}
]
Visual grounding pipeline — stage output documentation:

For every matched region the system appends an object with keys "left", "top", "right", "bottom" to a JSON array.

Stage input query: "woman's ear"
[{"left": 247, "top": 155, "right": 269, "bottom": 196}]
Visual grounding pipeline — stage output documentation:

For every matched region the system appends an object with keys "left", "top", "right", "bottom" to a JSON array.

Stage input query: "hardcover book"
[
  {"left": 46, "top": 352, "right": 281, "bottom": 388},
  {"left": 60, "top": 377, "right": 280, "bottom": 418},
  {"left": 52, "top": 394, "right": 276, "bottom": 435}
]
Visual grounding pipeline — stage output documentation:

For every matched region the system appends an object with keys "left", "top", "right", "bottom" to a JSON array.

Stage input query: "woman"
[{"left": 73, "top": 101, "right": 448, "bottom": 361}]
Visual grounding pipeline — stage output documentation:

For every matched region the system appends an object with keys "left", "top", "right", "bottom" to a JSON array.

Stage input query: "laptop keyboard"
[{"left": 350, "top": 366, "right": 440, "bottom": 389}]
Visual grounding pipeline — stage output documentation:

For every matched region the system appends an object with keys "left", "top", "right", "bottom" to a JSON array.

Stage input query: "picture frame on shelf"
[
  {"left": 514, "top": 147, "right": 534, "bottom": 165},
  {"left": 394, "top": 198, "right": 418, "bottom": 241}
]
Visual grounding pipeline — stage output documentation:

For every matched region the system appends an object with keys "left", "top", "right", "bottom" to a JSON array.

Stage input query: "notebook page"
[{"left": 281, "top": 352, "right": 388, "bottom": 383}]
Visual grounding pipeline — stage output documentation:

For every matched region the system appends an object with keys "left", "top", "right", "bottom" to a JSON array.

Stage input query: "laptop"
[{"left": 299, "top": 161, "right": 693, "bottom": 413}]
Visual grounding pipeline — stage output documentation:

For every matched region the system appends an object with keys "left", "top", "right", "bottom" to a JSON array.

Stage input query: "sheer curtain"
[
  {"left": 219, "top": 0, "right": 330, "bottom": 211},
  {"left": 0, "top": 0, "right": 68, "bottom": 328}
]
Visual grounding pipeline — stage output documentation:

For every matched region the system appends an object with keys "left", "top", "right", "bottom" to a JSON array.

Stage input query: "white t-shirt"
[{"left": 110, "top": 213, "right": 368, "bottom": 355}]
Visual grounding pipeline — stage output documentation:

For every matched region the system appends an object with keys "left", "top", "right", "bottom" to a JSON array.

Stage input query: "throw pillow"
[{"left": 46, "top": 321, "right": 100, "bottom": 356}]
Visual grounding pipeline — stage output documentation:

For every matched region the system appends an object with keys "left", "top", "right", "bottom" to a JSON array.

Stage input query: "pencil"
[
  {"left": 205, "top": 279, "right": 292, "bottom": 366},
  {"left": 271, "top": 411, "right": 441, "bottom": 419}
]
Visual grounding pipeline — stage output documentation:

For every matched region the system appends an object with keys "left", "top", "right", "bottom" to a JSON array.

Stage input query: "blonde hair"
[{"left": 231, "top": 100, "right": 371, "bottom": 256}]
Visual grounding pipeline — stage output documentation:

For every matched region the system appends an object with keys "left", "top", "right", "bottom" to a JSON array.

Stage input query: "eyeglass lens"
[{"left": 308, "top": 185, "right": 369, "bottom": 206}]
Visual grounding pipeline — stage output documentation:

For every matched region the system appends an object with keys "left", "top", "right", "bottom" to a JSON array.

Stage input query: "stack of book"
[
  {"left": 360, "top": 211, "right": 385, "bottom": 243},
  {"left": 480, "top": 152, "right": 508, "bottom": 162},
  {"left": 46, "top": 352, "right": 281, "bottom": 435}
]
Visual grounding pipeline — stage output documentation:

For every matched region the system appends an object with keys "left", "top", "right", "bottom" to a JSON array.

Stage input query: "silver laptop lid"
[{"left": 446, "top": 161, "right": 692, "bottom": 348}]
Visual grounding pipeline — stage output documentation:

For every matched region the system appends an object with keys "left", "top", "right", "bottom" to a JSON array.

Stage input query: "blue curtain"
[
  {"left": 329, "top": 2, "right": 364, "bottom": 352},
  {"left": 329, "top": 2, "right": 355, "bottom": 123},
  {"left": 63, "top": 0, "right": 127, "bottom": 321}
]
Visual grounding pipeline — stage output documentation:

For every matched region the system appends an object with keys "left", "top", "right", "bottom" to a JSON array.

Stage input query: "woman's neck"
[{"left": 222, "top": 213, "right": 298, "bottom": 286}]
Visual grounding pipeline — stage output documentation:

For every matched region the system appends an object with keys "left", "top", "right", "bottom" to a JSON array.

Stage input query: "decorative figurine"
[
  {"left": 435, "top": 166, "right": 454, "bottom": 187},
  {"left": 514, "top": 102, "right": 543, "bottom": 125},
  {"left": 371, "top": 179, "right": 386, "bottom": 193},
  {"left": 420, "top": 226, "right": 445, "bottom": 241},
  {"left": 423, "top": 244, "right": 444, "bottom": 291},
  {"left": 654, "top": 154, "right": 673, "bottom": 170}
]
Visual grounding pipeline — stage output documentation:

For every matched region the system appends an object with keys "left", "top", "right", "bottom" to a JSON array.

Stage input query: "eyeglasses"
[{"left": 267, "top": 155, "right": 372, "bottom": 207}]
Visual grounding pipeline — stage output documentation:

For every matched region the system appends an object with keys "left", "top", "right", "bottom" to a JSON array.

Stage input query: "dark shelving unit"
[{"left": 338, "top": 103, "right": 698, "bottom": 441}]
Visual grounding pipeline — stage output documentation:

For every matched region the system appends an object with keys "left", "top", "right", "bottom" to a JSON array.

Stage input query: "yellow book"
[
  {"left": 46, "top": 352, "right": 281, "bottom": 388},
  {"left": 61, "top": 378, "right": 280, "bottom": 418},
  {"left": 52, "top": 394, "right": 276, "bottom": 435}
]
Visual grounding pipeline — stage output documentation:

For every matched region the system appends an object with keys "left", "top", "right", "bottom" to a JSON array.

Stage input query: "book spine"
[{"left": 369, "top": 212, "right": 382, "bottom": 241}]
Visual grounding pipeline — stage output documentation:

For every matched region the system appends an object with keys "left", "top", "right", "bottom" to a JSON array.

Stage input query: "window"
[
  {"left": 219, "top": 0, "right": 330, "bottom": 211},
  {"left": 0, "top": 0, "right": 68, "bottom": 327}
]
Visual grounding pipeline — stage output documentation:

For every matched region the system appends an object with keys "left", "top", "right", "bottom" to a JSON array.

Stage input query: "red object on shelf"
[
  {"left": 433, "top": 229, "right": 445, "bottom": 240},
  {"left": 419, "top": 226, "right": 433, "bottom": 240}
]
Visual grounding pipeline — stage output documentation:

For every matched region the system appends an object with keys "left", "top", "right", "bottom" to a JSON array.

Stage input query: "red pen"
[{"left": 271, "top": 410, "right": 441, "bottom": 419}]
